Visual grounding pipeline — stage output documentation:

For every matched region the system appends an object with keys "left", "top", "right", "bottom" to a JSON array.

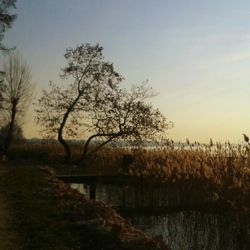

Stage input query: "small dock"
[
  {"left": 57, "top": 174, "right": 143, "bottom": 186},
  {"left": 57, "top": 174, "right": 143, "bottom": 200}
]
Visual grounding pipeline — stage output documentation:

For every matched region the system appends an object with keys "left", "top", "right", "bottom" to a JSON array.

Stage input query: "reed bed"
[
  {"left": 79, "top": 141, "right": 250, "bottom": 186},
  {"left": 129, "top": 144, "right": 250, "bottom": 188},
  {"left": 8, "top": 141, "right": 250, "bottom": 189},
  {"left": 7, "top": 141, "right": 250, "bottom": 210}
]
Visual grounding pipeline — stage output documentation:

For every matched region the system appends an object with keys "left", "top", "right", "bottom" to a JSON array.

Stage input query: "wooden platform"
[{"left": 56, "top": 174, "right": 143, "bottom": 186}]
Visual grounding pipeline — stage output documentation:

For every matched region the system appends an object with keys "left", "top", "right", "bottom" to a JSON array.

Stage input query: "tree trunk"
[
  {"left": 58, "top": 130, "right": 71, "bottom": 163},
  {"left": 58, "top": 93, "right": 82, "bottom": 163},
  {"left": 80, "top": 134, "right": 99, "bottom": 162},
  {"left": 4, "top": 97, "right": 18, "bottom": 155},
  {"left": 79, "top": 132, "right": 122, "bottom": 163}
]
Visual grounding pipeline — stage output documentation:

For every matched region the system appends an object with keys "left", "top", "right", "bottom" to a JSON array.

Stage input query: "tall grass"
[
  {"left": 7, "top": 141, "right": 250, "bottom": 210},
  {"left": 7, "top": 141, "right": 250, "bottom": 189}
]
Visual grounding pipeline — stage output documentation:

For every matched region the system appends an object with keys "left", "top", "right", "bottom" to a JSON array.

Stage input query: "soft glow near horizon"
[{"left": 4, "top": 0, "right": 250, "bottom": 143}]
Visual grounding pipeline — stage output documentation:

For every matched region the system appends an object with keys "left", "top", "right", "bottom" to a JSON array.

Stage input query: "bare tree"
[
  {"left": 35, "top": 44, "right": 173, "bottom": 163},
  {"left": 35, "top": 43, "right": 122, "bottom": 162},
  {"left": 1, "top": 50, "right": 33, "bottom": 153}
]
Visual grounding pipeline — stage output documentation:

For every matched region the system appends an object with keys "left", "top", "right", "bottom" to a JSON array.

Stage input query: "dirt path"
[{"left": 0, "top": 162, "right": 19, "bottom": 249}]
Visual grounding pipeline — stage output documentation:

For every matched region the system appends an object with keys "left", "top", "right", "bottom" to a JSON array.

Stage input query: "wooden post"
[{"left": 121, "top": 154, "right": 134, "bottom": 174}]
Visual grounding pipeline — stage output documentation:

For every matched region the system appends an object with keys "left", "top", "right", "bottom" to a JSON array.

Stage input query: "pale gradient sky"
[{"left": 3, "top": 0, "right": 250, "bottom": 143}]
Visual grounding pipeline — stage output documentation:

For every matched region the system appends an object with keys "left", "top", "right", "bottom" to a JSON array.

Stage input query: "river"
[{"left": 71, "top": 183, "right": 250, "bottom": 250}]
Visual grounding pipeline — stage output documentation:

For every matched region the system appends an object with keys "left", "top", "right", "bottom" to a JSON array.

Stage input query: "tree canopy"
[
  {"left": 36, "top": 43, "right": 123, "bottom": 162},
  {"left": 81, "top": 83, "right": 170, "bottom": 160},
  {"left": 35, "top": 43, "right": 172, "bottom": 163}
]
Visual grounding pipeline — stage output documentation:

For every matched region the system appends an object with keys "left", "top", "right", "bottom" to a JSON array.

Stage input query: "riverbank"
[
  {"left": 0, "top": 166, "right": 19, "bottom": 249},
  {"left": 0, "top": 160, "right": 168, "bottom": 249}
]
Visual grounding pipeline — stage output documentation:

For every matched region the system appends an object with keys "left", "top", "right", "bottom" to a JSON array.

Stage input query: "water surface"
[{"left": 71, "top": 183, "right": 250, "bottom": 250}]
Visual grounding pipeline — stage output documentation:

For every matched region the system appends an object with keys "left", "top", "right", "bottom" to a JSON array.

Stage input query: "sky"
[{"left": 3, "top": 0, "right": 250, "bottom": 143}]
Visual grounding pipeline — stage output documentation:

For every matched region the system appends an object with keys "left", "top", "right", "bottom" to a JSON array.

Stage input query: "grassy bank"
[
  {"left": 0, "top": 160, "right": 167, "bottom": 250},
  {"left": 0, "top": 161, "right": 82, "bottom": 249}
]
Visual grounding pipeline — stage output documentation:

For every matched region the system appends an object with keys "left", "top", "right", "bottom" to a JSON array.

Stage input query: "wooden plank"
[
  {"left": 57, "top": 174, "right": 166, "bottom": 187},
  {"left": 57, "top": 175, "right": 139, "bottom": 186}
]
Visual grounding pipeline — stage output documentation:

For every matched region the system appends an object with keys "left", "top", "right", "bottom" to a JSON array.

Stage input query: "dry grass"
[
  {"left": 8, "top": 141, "right": 250, "bottom": 185},
  {"left": 0, "top": 161, "right": 168, "bottom": 249},
  {"left": 7, "top": 141, "right": 250, "bottom": 210},
  {"left": 0, "top": 167, "right": 19, "bottom": 249}
]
